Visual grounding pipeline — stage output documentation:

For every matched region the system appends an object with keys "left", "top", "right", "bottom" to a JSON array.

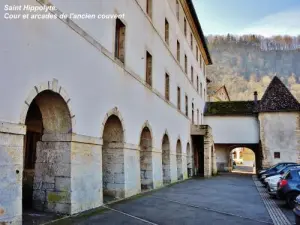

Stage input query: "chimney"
[{"left": 254, "top": 91, "right": 258, "bottom": 102}]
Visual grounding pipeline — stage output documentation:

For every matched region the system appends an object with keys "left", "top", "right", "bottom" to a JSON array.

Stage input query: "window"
[
  {"left": 200, "top": 113, "right": 203, "bottom": 124},
  {"left": 177, "top": 87, "right": 181, "bottom": 110},
  {"left": 115, "top": 19, "right": 126, "bottom": 63},
  {"left": 165, "top": 19, "right": 169, "bottom": 45},
  {"left": 185, "top": 95, "right": 188, "bottom": 116},
  {"left": 184, "top": 17, "right": 187, "bottom": 36},
  {"left": 191, "top": 66, "right": 193, "bottom": 84},
  {"left": 146, "top": 51, "right": 152, "bottom": 87},
  {"left": 200, "top": 56, "right": 202, "bottom": 68},
  {"left": 176, "top": 0, "right": 179, "bottom": 20},
  {"left": 165, "top": 73, "right": 170, "bottom": 101},
  {"left": 274, "top": 152, "right": 280, "bottom": 159},
  {"left": 204, "top": 88, "right": 206, "bottom": 100},
  {"left": 196, "top": 46, "right": 198, "bottom": 61},
  {"left": 177, "top": 40, "right": 180, "bottom": 62},
  {"left": 197, "top": 109, "right": 199, "bottom": 124},
  {"left": 184, "top": 55, "right": 187, "bottom": 73},
  {"left": 146, "top": 0, "right": 152, "bottom": 18},
  {"left": 196, "top": 76, "right": 199, "bottom": 91},
  {"left": 190, "top": 32, "right": 193, "bottom": 50},
  {"left": 192, "top": 103, "right": 194, "bottom": 124},
  {"left": 200, "top": 82, "right": 203, "bottom": 97}
]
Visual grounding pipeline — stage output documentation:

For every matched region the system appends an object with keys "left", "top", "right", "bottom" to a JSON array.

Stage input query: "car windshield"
[
  {"left": 278, "top": 165, "right": 298, "bottom": 173},
  {"left": 274, "top": 164, "right": 286, "bottom": 171}
]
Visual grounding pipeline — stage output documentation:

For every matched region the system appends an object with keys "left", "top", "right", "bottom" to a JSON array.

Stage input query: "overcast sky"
[{"left": 194, "top": 0, "right": 300, "bottom": 37}]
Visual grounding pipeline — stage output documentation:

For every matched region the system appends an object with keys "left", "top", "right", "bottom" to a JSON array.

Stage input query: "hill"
[{"left": 206, "top": 34, "right": 300, "bottom": 101}]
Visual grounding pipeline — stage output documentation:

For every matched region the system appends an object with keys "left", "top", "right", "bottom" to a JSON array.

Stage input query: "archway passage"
[
  {"left": 230, "top": 147, "right": 256, "bottom": 174},
  {"left": 102, "top": 115, "right": 125, "bottom": 201},
  {"left": 23, "top": 90, "right": 72, "bottom": 214},
  {"left": 162, "top": 134, "right": 171, "bottom": 184},
  {"left": 186, "top": 143, "right": 192, "bottom": 177},
  {"left": 176, "top": 140, "right": 183, "bottom": 180},
  {"left": 140, "top": 127, "right": 153, "bottom": 190}
]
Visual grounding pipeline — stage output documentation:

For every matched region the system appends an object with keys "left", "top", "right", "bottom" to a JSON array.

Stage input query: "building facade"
[
  {"left": 205, "top": 76, "right": 300, "bottom": 172},
  {"left": 0, "top": 0, "right": 214, "bottom": 224},
  {"left": 207, "top": 85, "right": 230, "bottom": 102}
]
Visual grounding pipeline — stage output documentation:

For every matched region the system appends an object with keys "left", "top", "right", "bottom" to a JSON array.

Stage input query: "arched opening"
[
  {"left": 139, "top": 127, "right": 153, "bottom": 190},
  {"left": 162, "top": 134, "right": 171, "bottom": 184},
  {"left": 186, "top": 143, "right": 192, "bottom": 177},
  {"left": 102, "top": 115, "right": 125, "bottom": 201},
  {"left": 23, "top": 90, "right": 72, "bottom": 214},
  {"left": 176, "top": 139, "right": 183, "bottom": 180},
  {"left": 230, "top": 147, "right": 256, "bottom": 174}
]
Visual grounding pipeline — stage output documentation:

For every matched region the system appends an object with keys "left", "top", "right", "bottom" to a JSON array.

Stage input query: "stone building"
[
  {"left": 205, "top": 76, "right": 300, "bottom": 172},
  {"left": 0, "top": 0, "right": 216, "bottom": 224},
  {"left": 207, "top": 85, "right": 230, "bottom": 102}
]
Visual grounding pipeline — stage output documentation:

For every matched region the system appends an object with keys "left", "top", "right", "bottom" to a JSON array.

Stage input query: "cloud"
[{"left": 238, "top": 8, "right": 300, "bottom": 37}]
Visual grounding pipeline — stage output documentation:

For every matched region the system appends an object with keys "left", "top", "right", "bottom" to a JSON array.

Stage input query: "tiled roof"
[
  {"left": 204, "top": 101, "right": 258, "bottom": 116},
  {"left": 259, "top": 76, "right": 300, "bottom": 112}
]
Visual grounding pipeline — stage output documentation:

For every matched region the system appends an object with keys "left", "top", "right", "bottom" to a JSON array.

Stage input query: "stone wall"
[
  {"left": 170, "top": 153, "right": 178, "bottom": 183},
  {"left": 259, "top": 112, "right": 300, "bottom": 167},
  {"left": 152, "top": 150, "right": 163, "bottom": 189},
  {"left": 124, "top": 145, "right": 140, "bottom": 198},
  {"left": 70, "top": 137, "right": 102, "bottom": 214},
  {"left": 203, "top": 125, "right": 215, "bottom": 177},
  {"left": 0, "top": 122, "right": 25, "bottom": 225},
  {"left": 102, "top": 143, "right": 125, "bottom": 199}
]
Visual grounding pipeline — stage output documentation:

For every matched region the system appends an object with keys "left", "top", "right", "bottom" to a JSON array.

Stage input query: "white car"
[{"left": 265, "top": 175, "right": 282, "bottom": 196}]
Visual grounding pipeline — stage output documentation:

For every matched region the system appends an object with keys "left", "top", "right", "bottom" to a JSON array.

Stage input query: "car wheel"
[{"left": 286, "top": 192, "right": 299, "bottom": 209}]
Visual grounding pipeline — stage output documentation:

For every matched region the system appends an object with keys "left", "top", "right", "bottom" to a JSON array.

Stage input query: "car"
[
  {"left": 294, "top": 194, "right": 300, "bottom": 225},
  {"left": 277, "top": 168, "right": 300, "bottom": 209},
  {"left": 264, "top": 164, "right": 300, "bottom": 186},
  {"left": 265, "top": 165, "right": 300, "bottom": 197},
  {"left": 259, "top": 162, "right": 297, "bottom": 182}
]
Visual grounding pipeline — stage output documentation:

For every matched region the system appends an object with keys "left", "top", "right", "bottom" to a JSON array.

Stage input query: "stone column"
[
  {"left": 182, "top": 154, "right": 188, "bottom": 179},
  {"left": 203, "top": 126, "right": 214, "bottom": 177},
  {"left": 0, "top": 122, "right": 26, "bottom": 225},
  {"left": 152, "top": 149, "right": 163, "bottom": 189},
  {"left": 170, "top": 153, "right": 177, "bottom": 183}
]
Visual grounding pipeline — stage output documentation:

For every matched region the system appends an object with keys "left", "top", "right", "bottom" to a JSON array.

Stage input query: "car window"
[
  {"left": 283, "top": 171, "right": 291, "bottom": 179},
  {"left": 275, "top": 164, "right": 285, "bottom": 171}
]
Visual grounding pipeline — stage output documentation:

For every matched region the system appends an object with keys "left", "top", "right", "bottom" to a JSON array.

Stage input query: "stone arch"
[
  {"left": 22, "top": 86, "right": 73, "bottom": 214},
  {"left": 20, "top": 79, "right": 75, "bottom": 129},
  {"left": 100, "top": 107, "right": 126, "bottom": 143},
  {"left": 229, "top": 145, "right": 256, "bottom": 174},
  {"left": 139, "top": 121, "right": 153, "bottom": 190},
  {"left": 162, "top": 131, "right": 171, "bottom": 184},
  {"left": 176, "top": 139, "right": 183, "bottom": 180},
  {"left": 186, "top": 142, "right": 192, "bottom": 177},
  {"left": 101, "top": 109, "right": 126, "bottom": 200}
]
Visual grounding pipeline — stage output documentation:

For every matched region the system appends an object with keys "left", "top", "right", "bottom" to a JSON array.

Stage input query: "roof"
[
  {"left": 186, "top": 0, "right": 213, "bottom": 65},
  {"left": 207, "top": 85, "right": 231, "bottom": 101},
  {"left": 204, "top": 76, "right": 300, "bottom": 116},
  {"left": 204, "top": 101, "right": 258, "bottom": 116},
  {"left": 259, "top": 76, "right": 300, "bottom": 112}
]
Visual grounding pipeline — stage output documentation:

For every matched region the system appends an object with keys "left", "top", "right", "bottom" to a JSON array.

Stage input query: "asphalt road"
[{"left": 50, "top": 173, "right": 275, "bottom": 225}]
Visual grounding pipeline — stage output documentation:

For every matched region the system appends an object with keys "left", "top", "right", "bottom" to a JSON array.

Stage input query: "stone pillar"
[
  {"left": 70, "top": 135, "right": 102, "bottom": 214},
  {"left": 170, "top": 153, "right": 177, "bottom": 183},
  {"left": 0, "top": 122, "right": 26, "bottom": 225},
  {"left": 152, "top": 150, "right": 163, "bottom": 189},
  {"left": 124, "top": 144, "right": 140, "bottom": 198},
  {"left": 203, "top": 126, "right": 214, "bottom": 177},
  {"left": 162, "top": 150, "right": 171, "bottom": 185},
  {"left": 182, "top": 154, "right": 188, "bottom": 179}
]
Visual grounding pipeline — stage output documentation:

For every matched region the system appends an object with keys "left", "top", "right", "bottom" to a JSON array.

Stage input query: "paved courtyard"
[{"left": 41, "top": 173, "right": 296, "bottom": 225}]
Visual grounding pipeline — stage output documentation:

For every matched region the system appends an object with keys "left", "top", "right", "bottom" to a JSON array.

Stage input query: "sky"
[{"left": 194, "top": 0, "right": 300, "bottom": 37}]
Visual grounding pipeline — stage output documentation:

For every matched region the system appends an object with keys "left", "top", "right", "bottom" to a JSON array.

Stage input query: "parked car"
[
  {"left": 294, "top": 194, "right": 300, "bottom": 225},
  {"left": 259, "top": 162, "right": 297, "bottom": 182},
  {"left": 265, "top": 165, "right": 300, "bottom": 197},
  {"left": 264, "top": 164, "right": 300, "bottom": 186},
  {"left": 277, "top": 168, "right": 300, "bottom": 209}
]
